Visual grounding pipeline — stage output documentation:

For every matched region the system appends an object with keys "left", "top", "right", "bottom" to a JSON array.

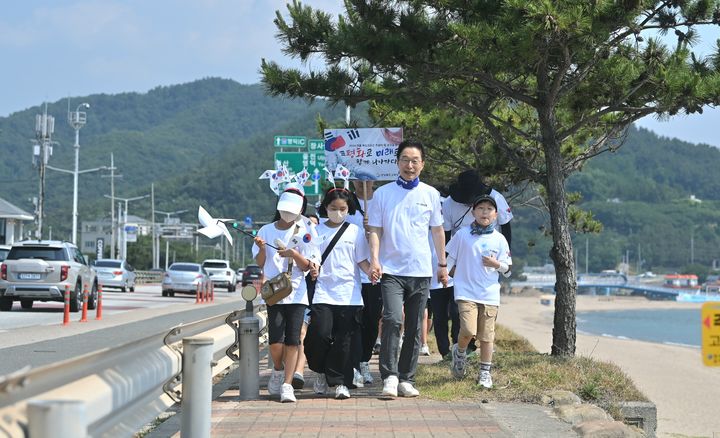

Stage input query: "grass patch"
[{"left": 416, "top": 324, "right": 647, "bottom": 420}]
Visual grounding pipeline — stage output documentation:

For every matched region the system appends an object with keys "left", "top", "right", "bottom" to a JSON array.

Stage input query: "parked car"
[
  {"left": 201, "top": 259, "right": 236, "bottom": 292},
  {"left": 241, "top": 264, "right": 263, "bottom": 286},
  {"left": 161, "top": 262, "right": 209, "bottom": 297},
  {"left": 93, "top": 259, "right": 137, "bottom": 292},
  {"left": 0, "top": 240, "right": 98, "bottom": 312},
  {"left": 0, "top": 245, "right": 10, "bottom": 262}
]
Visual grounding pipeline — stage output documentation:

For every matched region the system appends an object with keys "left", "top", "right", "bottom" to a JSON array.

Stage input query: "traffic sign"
[
  {"left": 275, "top": 151, "right": 326, "bottom": 196},
  {"left": 702, "top": 302, "right": 720, "bottom": 366},
  {"left": 308, "top": 139, "right": 324, "bottom": 151},
  {"left": 274, "top": 136, "right": 307, "bottom": 148},
  {"left": 244, "top": 216, "right": 253, "bottom": 229}
]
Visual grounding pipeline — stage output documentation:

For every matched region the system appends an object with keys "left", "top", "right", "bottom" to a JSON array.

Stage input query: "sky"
[{"left": 1, "top": 0, "right": 719, "bottom": 148}]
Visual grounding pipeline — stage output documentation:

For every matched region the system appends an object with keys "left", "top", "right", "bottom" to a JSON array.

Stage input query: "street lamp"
[
  {"left": 69, "top": 102, "right": 90, "bottom": 244},
  {"left": 105, "top": 194, "right": 149, "bottom": 259}
]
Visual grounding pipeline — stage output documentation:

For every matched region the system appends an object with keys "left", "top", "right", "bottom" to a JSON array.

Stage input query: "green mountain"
[
  {"left": 2, "top": 79, "right": 718, "bottom": 274},
  {"left": 516, "top": 126, "right": 720, "bottom": 276},
  {"left": 0, "top": 78, "right": 349, "bottom": 238}
]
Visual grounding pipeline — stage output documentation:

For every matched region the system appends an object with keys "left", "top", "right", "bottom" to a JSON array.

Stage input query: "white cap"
[{"left": 277, "top": 191, "right": 304, "bottom": 215}]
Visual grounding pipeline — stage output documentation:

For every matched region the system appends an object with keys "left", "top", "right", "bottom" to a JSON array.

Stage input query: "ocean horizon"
[{"left": 576, "top": 308, "right": 701, "bottom": 348}]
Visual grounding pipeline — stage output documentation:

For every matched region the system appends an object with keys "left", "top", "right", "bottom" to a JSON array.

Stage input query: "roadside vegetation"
[{"left": 416, "top": 325, "right": 647, "bottom": 420}]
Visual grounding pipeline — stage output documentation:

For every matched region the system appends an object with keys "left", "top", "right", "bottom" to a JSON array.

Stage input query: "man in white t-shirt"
[
  {"left": 444, "top": 170, "right": 513, "bottom": 246},
  {"left": 367, "top": 140, "right": 448, "bottom": 398}
]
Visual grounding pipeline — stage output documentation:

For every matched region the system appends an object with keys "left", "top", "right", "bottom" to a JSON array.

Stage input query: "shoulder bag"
[{"left": 261, "top": 225, "right": 299, "bottom": 306}]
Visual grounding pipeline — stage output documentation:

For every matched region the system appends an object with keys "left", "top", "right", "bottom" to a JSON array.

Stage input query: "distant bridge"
[{"left": 514, "top": 274, "right": 690, "bottom": 300}]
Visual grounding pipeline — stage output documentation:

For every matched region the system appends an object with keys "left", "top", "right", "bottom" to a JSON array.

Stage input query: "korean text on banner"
[{"left": 323, "top": 127, "right": 403, "bottom": 181}]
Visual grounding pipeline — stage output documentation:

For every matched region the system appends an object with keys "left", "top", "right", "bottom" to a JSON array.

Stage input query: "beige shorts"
[{"left": 458, "top": 300, "right": 498, "bottom": 343}]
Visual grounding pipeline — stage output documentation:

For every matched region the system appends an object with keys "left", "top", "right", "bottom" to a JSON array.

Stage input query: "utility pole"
[
  {"left": 151, "top": 183, "right": 156, "bottom": 269},
  {"left": 105, "top": 194, "right": 150, "bottom": 260},
  {"left": 101, "top": 153, "right": 121, "bottom": 259},
  {"left": 68, "top": 102, "right": 90, "bottom": 244},
  {"left": 32, "top": 104, "right": 55, "bottom": 239}
]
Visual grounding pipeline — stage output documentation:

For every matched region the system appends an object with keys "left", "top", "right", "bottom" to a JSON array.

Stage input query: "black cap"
[{"left": 472, "top": 194, "right": 497, "bottom": 210}]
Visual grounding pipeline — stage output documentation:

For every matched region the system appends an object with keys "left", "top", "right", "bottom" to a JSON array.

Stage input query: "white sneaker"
[
  {"left": 280, "top": 383, "right": 296, "bottom": 402},
  {"left": 450, "top": 344, "right": 467, "bottom": 379},
  {"left": 292, "top": 371, "right": 305, "bottom": 389},
  {"left": 268, "top": 368, "right": 284, "bottom": 395},
  {"left": 335, "top": 384, "right": 351, "bottom": 399},
  {"left": 352, "top": 368, "right": 365, "bottom": 388},
  {"left": 478, "top": 370, "right": 493, "bottom": 389},
  {"left": 313, "top": 373, "right": 328, "bottom": 394},
  {"left": 359, "top": 361, "right": 373, "bottom": 384},
  {"left": 420, "top": 344, "right": 431, "bottom": 356},
  {"left": 398, "top": 381, "right": 420, "bottom": 397},
  {"left": 381, "top": 375, "right": 398, "bottom": 397}
]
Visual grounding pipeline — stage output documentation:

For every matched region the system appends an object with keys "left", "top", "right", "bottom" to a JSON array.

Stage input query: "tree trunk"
[{"left": 539, "top": 109, "right": 577, "bottom": 357}]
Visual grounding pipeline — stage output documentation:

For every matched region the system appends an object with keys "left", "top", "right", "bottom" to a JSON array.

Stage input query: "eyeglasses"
[{"left": 398, "top": 158, "right": 422, "bottom": 166}]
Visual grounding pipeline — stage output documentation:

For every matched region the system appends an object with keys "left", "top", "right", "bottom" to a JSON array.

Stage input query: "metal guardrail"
[
  {"left": 0, "top": 305, "right": 267, "bottom": 437},
  {"left": 135, "top": 270, "right": 164, "bottom": 284}
]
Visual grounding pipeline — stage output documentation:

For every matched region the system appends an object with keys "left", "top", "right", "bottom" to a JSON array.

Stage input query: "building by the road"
[
  {"left": 81, "top": 215, "right": 152, "bottom": 255},
  {"left": 0, "top": 197, "right": 34, "bottom": 245}
]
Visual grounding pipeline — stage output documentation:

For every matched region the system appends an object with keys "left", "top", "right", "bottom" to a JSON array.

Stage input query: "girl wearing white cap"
[{"left": 253, "top": 186, "right": 319, "bottom": 403}]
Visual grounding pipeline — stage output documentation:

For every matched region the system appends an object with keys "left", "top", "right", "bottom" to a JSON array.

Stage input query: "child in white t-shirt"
[
  {"left": 446, "top": 195, "right": 511, "bottom": 389},
  {"left": 304, "top": 187, "right": 372, "bottom": 400},
  {"left": 253, "top": 187, "right": 319, "bottom": 403}
]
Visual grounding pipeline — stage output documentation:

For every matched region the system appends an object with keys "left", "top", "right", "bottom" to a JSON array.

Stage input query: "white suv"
[
  {"left": 201, "top": 259, "right": 236, "bottom": 292},
  {"left": 0, "top": 240, "right": 98, "bottom": 312}
]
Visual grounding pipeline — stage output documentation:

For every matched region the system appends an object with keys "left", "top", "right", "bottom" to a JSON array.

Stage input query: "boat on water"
[{"left": 676, "top": 284, "right": 720, "bottom": 303}]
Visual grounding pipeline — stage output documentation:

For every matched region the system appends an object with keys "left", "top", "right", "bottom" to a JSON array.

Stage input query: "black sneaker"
[{"left": 292, "top": 372, "right": 305, "bottom": 389}]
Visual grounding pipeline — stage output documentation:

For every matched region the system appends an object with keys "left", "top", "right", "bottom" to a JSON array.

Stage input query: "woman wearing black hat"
[{"left": 444, "top": 170, "right": 513, "bottom": 247}]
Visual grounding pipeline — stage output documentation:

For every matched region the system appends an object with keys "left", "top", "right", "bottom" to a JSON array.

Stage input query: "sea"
[{"left": 576, "top": 308, "right": 701, "bottom": 348}]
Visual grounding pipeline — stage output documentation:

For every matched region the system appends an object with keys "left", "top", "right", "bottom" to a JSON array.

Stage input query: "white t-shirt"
[
  {"left": 368, "top": 181, "right": 443, "bottom": 277},
  {"left": 252, "top": 221, "right": 320, "bottom": 305},
  {"left": 347, "top": 197, "right": 374, "bottom": 283},
  {"left": 445, "top": 226, "right": 512, "bottom": 306},
  {"left": 313, "top": 221, "right": 369, "bottom": 306},
  {"left": 442, "top": 190, "right": 513, "bottom": 236}
]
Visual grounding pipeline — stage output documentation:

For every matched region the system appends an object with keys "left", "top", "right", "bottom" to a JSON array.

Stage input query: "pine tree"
[{"left": 262, "top": 0, "right": 720, "bottom": 356}]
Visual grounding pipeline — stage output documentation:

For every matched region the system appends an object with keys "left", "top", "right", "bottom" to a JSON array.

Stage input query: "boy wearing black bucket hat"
[{"left": 446, "top": 194, "right": 512, "bottom": 389}]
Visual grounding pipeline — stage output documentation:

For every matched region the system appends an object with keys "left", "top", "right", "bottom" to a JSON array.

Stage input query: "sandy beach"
[{"left": 499, "top": 294, "right": 720, "bottom": 438}]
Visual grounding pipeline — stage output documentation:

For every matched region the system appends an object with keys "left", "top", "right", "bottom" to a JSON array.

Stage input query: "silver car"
[
  {"left": 201, "top": 259, "right": 236, "bottom": 292},
  {"left": 161, "top": 262, "right": 209, "bottom": 297},
  {"left": 94, "top": 259, "right": 137, "bottom": 292}
]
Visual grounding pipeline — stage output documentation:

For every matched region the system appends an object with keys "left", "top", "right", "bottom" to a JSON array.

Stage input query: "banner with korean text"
[{"left": 323, "top": 127, "right": 403, "bottom": 181}]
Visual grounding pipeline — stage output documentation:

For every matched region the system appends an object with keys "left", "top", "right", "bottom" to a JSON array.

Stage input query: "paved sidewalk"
[{"left": 147, "top": 355, "right": 577, "bottom": 437}]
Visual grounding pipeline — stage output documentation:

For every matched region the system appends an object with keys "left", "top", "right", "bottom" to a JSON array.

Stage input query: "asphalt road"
[{"left": 0, "top": 284, "right": 248, "bottom": 376}]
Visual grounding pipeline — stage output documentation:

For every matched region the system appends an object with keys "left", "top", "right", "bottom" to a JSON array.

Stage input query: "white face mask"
[
  {"left": 327, "top": 210, "right": 348, "bottom": 224},
  {"left": 279, "top": 211, "right": 299, "bottom": 223}
]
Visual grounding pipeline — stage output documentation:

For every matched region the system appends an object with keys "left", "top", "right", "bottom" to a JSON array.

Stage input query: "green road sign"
[
  {"left": 274, "top": 135, "right": 307, "bottom": 148},
  {"left": 308, "top": 139, "right": 324, "bottom": 152},
  {"left": 275, "top": 151, "right": 326, "bottom": 196}
]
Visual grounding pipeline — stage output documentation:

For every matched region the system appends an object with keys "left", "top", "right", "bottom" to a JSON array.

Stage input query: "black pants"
[
  {"left": 429, "top": 286, "right": 460, "bottom": 357},
  {"left": 352, "top": 282, "right": 383, "bottom": 366},
  {"left": 304, "top": 304, "right": 362, "bottom": 387}
]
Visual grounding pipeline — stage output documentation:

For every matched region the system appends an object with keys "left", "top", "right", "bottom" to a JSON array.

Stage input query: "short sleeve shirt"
[
  {"left": 367, "top": 181, "right": 442, "bottom": 277},
  {"left": 313, "top": 221, "right": 369, "bottom": 305},
  {"left": 445, "top": 227, "right": 511, "bottom": 306},
  {"left": 252, "top": 221, "right": 319, "bottom": 305}
]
